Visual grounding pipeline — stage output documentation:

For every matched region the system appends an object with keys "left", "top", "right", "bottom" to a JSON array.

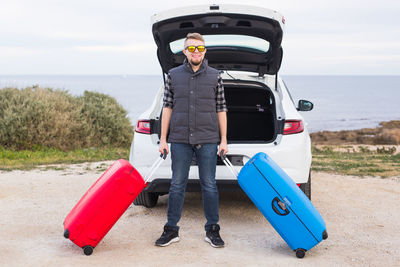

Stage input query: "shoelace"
[
  {"left": 162, "top": 230, "right": 176, "bottom": 237},
  {"left": 209, "top": 230, "right": 221, "bottom": 239}
]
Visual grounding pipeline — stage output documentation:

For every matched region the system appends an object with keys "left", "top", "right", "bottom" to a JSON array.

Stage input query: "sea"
[{"left": 1, "top": 75, "right": 399, "bottom": 133}]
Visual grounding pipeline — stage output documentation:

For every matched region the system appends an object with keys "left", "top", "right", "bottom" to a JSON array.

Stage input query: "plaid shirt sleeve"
[
  {"left": 216, "top": 73, "right": 228, "bottom": 112},
  {"left": 162, "top": 73, "right": 174, "bottom": 108}
]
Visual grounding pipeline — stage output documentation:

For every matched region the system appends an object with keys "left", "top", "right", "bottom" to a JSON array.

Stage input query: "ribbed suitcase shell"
[
  {"left": 63, "top": 159, "right": 146, "bottom": 250},
  {"left": 237, "top": 152, "right": 327, "bottom": 252}
]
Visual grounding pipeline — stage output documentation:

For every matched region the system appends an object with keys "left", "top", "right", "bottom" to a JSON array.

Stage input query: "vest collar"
[{"left": 183, "top": 58, "right": 208, "bottom": 75}]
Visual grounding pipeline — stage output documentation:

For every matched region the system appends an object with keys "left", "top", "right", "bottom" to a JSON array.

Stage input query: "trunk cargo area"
[{"left": 223, "top": 80, "right": 277, "bottom": 143}]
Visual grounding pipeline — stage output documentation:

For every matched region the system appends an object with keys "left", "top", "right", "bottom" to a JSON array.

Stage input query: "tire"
[
  {"left": 133, "top": 191, "right": 159, "bottom": 208},
  {"left": 299, "top": 172, "right": 311, "bottom": 200}
]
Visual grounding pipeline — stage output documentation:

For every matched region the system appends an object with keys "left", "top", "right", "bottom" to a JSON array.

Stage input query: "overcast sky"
[{"left": 1, "top": 0, "right": 399, "bottom": 75}]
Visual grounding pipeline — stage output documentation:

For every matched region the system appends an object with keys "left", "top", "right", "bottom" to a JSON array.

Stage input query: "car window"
[{"left": 170, "top": 34, "right": 270, "bottom": 54}]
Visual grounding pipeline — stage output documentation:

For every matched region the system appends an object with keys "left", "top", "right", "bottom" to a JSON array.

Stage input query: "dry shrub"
[
  {"left": 373, "top": 129, "right": 400, "bottom": 145},
  {"left": 311, "top": 120, "right": 400, "bottom": 145},
  {"left": 380, "top": 121, "right": 400, "bottom": 129},
  {"left": 0, "top": 87, "right": 133, "bottom": 150},
  {"left": 310, "top": 131, "right": 330, "bottom": 143}
]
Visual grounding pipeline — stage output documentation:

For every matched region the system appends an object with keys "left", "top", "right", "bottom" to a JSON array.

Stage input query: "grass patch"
[
  {"left": 311, "top": 145, "right": 400, "bottom": 177},
  {"left": 0, "top": 146, "right": 129, "bottom": 171}
]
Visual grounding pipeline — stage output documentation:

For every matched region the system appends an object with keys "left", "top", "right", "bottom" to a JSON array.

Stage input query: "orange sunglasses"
[{"left": 185, "top": 45, "right": 206, "bottom": 53}]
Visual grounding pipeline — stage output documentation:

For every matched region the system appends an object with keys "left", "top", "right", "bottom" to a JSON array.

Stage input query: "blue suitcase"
[{"left": 222, "top": 152, "right": 328, "bottom": 258}]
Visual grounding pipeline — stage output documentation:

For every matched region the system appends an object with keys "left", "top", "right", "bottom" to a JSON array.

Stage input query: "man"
[{"left": 155, "top": 32, "right": 228, "bottom": 248}]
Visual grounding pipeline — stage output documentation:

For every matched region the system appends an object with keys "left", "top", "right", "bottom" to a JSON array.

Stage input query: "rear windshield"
[{"left": 169, "top": 34, "right": 270, "bottom": 54}]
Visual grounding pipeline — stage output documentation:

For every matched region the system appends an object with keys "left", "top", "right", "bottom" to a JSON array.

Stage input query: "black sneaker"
[
  {"left": 205, "top": 224, "right": 225, "bottom": 248},
  {"left": 155, "top": 226, "right": 180, "bottom": 247}
]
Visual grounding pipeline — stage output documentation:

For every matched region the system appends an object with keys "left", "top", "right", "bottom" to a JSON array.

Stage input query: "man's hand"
[
  {"left": 217, "top": 111, "right": 228, "bottom": 157},
  {"left": 159, "top": 139, "right": 169, "bottom": 155},
  {"left": 159, "top": 107, "right": 172, "bottom": 156},
  {"left": 218, "top": 140, "right": 228, "bottom": 157}
]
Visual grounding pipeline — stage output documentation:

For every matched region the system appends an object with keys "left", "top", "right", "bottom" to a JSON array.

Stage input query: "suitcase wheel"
[
  {"left": 322, "top": 230, "right": 328, "bottom": 240},
  {"left": 83, "top": 245, "right": 94, "bottom": 256},
  {"left": 295, "top": 248, "right": 306, "bottom": 258},
  {"left": 63, "top": 229, "right": 69, "bottom": 239}
]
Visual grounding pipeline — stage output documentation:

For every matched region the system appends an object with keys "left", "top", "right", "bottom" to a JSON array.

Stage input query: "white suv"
[{"left": 129, "top": 4, "right": 314, "bottom": 207}]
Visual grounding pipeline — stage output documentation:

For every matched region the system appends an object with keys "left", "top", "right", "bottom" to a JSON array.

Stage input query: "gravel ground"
[{"left": 0, "top": 161, "right": 399, "bottom": 266}]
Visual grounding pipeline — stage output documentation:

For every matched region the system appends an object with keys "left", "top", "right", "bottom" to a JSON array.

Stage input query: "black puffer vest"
[{"left": 167, "top": 58, "right": 220, "bottom": 144}]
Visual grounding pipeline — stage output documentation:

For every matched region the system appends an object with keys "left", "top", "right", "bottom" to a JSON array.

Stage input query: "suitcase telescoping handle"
[
  {"left": 220, "top": 150, "right": 239, "bottom": 178},
  {"left": 143, "top": 149, "right": 168, "bottom": 183}
]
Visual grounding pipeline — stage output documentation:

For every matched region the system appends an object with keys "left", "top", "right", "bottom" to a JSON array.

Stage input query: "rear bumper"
[
  {"left": 144, "top": 178, "right": 241, "bottom": 194},
  {"left": 143, "top": 178, "right": 306, "bottom": 194}
]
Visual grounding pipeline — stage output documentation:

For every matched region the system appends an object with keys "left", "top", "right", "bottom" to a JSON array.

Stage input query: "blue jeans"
[{"left": 165, "top": 143, "right": 219, "bottom": 231}]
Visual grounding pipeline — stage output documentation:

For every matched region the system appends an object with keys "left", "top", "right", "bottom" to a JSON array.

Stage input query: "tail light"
[
  {"left": 283, "top": 120, "right": 304, "bottom": 135},
  {"left": 135, "top": 120, "right": 151, "bottom": 134}
]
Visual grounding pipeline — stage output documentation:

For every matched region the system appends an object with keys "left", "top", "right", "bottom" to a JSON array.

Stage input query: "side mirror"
[{"left": 297, "top": 100, "right": 313, "bottom": 111}]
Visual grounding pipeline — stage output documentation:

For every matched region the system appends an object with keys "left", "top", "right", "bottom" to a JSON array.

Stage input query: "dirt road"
[{"left": 0, "top": 162, "right": 399, "bottom": 266}]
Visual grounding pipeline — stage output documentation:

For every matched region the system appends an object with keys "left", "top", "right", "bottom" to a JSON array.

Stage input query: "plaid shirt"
[{"left": 163, "top": 72, "right": 228, "bottom": 112}]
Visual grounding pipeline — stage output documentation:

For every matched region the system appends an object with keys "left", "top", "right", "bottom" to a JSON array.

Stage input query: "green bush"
[
  {"left": 0, "top": 86, "right": 133, "bottom": 150},
  {"left": 79, "top": 91, "right": 133, "bottom": 148}
]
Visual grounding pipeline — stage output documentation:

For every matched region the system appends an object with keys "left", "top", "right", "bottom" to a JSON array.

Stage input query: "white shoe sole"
[
  {"left": 205, "top": 237, "right": 224, "bottom": 248},
  {"left": 156, "top": 236, "right": 180, "bottom": 247}
]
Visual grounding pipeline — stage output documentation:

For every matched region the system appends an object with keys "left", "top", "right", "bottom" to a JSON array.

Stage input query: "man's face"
[{"left": 183, "top": 38, "right": 206, "bottom": 66}]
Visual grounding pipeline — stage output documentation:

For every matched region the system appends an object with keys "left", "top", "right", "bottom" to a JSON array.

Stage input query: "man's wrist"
[{"left": 220, "top": 136, "right": 227, "bottom": 143}]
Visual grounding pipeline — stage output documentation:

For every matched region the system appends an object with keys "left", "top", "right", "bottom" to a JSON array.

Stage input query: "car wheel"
[
  {"left": 133, "top": 191, "right": 159, "bottom": 208},
  {"left": 299, "top": 172, "right": 311, "bottom": 200}
]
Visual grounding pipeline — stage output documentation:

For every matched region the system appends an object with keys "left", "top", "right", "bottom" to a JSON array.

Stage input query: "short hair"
[{"left": 185, "top": 33, "right": 205, "bottom": 44}]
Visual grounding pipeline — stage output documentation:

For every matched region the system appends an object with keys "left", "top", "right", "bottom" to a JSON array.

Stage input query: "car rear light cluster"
[
  {"left": 135, "top": 120, "right": 151, "bottom": 134},
  {"left": 283, "top": 120, "right": 304, "bottom": 135}
]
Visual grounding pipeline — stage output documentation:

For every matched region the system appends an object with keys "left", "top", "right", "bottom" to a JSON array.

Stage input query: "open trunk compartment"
[
  {"left": 224, "top": 80, "right": 277, "bottom": 143},
  {"left": 155, "top": 80, "right": 278, "bottom": 144}
]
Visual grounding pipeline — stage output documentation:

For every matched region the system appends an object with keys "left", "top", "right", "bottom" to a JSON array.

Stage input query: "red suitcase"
[{"left": 63, "top": 153, "right": 166, "bottom": 255}]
